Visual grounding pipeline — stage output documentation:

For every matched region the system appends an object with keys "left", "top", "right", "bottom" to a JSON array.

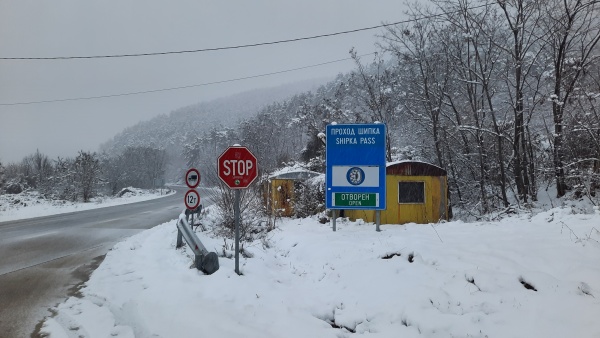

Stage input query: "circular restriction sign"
[
  {"left": 184, "top": 189, "right": 201, "bottom": 210},
  {"left": 185, "top": 168, "right": 201, "bottom": 188}
]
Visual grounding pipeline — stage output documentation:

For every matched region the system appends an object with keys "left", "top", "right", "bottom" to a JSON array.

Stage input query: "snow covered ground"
[
  {"left": 40, "top": 205, "right": 600, "bottom": 338},
  {"left": 0, "top": 187, "right": 174, "bottom": 222}
]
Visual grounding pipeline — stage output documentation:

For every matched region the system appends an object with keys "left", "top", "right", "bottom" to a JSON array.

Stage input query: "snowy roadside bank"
[
  {"left": 40, "top": 206, "right": 600, "bottom": 338},
  {"left": 0, "top": 187, "right": 175, "bottom": 222}
]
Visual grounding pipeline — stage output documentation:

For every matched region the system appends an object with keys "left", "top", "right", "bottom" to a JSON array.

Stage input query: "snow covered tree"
[
  {"left": 348, "top": 49, "right": 399, "bottom": 162},
  {"left": 0, "top": 160, "right": 5, "bottom": 191},
  {"left": 540, "top": 0, "right": 600, "bottom": 197},
  {"left": 299, "top": 132, "right": 325, "bottom": 172},
  {"left": 381, "top": 6, "right": 453, "bottom": 169},
  {"left": 294, "top": 91, "right": 343, "bottom": 172},
  {"left": 119, "top": 146, "right": 166, "bottom": 189},
  {"left": 381, "top": 6, "right": 489, "bottom": 210},
  {"left": 53, "top": 156, "right": 77, "bottom": 201},
  {"left": 100, "top": 152, "right": 126, "bottom": 195},
  {"left": 74, "top": 151, "right": 101, "bottom": 202},
  {"left": 560, "top": 44, "right": 600, "bottom": 200},
  {"left": 494, "top": 0, "right": 547, "bottom": 203},
  {"left": 20, "top": 149, "right": 53, "bottom": 190}
]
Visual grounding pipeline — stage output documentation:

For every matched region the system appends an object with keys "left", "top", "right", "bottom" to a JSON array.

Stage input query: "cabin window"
[{"left": 398, "top": 181, "right": 425, "bottom": 204}]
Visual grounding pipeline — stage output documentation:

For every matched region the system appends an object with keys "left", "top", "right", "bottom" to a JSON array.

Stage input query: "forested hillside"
[
  {"left": 98, "top": 79, "right": 325, "bottom": 176},
  {"left": 0, "top": 80, "right": 324, "bottom": 202}
]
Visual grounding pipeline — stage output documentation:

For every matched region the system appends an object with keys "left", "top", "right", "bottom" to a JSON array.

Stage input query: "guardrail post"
[
  {"left": 176, "top": 213, "right": 219, "bottom": 275},
  {"left": 176, "top": 229, "right": 183, "bottom": 248}
]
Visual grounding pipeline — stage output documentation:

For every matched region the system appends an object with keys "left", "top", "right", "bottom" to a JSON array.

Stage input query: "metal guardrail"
[{"left": 176, "top": 212, "right": 219, "bottom": 275}]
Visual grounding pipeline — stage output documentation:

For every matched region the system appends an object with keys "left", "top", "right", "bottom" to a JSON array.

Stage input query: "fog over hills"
[{"left": 100, "top": 77, "right": 327, "bottom": 156}]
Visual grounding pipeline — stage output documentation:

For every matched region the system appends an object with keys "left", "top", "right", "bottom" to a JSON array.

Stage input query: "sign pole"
[
  {"left": 234, "top": 189, "right": 241, "bottom": 275},
  {"left": 332, "top": 210, "right": 337, "bottom": 232},
  {"left": 376, "top": 210, "right": 381, "bottom": 232}
]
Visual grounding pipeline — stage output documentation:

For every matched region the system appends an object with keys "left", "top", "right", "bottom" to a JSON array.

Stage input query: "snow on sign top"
[{"left": 185, "top": 168, "right": 200, "bottom": 188}]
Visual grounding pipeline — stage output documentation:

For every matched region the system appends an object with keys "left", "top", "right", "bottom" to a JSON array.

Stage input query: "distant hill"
[{"left": 99, "top": 78, "right": 328, "bottom": 157}]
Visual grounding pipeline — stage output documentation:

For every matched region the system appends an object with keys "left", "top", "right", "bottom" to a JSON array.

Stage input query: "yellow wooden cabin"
[
  {"left": 344, "top": 161, "right": 449, "bottom": 224},
  {"left": 264, "top": 168, "right": 322, "bottom": 217}
]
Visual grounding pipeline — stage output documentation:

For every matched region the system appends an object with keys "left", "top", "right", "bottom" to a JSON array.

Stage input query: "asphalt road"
[{"left": 0, "top": 186, "right": 213, "bottom": 338}]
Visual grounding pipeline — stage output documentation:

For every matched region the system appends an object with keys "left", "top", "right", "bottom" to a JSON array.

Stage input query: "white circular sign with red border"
[
  {"left": 184, "top": 189, "right": 201, "bottom": 210},
  {"left": 185, "top": 168, "right": 200, "bottom": 188}
]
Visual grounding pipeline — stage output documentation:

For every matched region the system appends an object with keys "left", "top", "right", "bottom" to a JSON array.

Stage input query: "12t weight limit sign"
[{"left": 184, "top": 189, "right": 200, "bottom": 210}]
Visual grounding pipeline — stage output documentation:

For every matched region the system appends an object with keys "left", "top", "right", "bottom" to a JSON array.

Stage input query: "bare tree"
[
  {"left": 561, "top": 44, "right": 600, "bottom": 200},
  {"left": 349, "top": 49, "right": 399, "bottom": 162},
  {"left": 494, "top": 0, "right": 547, "bottom": 203},
  {"left": 381, "top": 3, "right": 497, "bottom": 211},
  {"left": 541, "top": 0, "right": 600, "bottom": 197},
  {"left": 21, "top": 149, "right": 53, "bottom": 190},
  {"left": 437, "top": 0, "right": 507, "bottom": 211}
]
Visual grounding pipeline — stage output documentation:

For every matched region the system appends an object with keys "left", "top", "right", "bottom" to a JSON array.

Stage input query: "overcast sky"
[{"left": 0, "top": 0, "right": 410, "bottom": 163}]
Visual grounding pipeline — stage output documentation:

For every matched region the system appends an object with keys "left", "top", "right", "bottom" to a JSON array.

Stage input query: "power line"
[
  {"left": 0, "top": 53, "right": 375, "bottom": 106},
  {"left": 0, "top": 23, "right": 398, "bottom": 60},
  {"left": 0, "top": 3, "right": 490, "bottom": 60}
]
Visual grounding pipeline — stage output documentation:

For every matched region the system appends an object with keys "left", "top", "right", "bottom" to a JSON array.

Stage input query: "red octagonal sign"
[{"left": 218, "top": 146, "right": 258, "bottom": 189}]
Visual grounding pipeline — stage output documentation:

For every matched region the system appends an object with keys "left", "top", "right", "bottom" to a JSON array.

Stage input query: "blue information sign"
[{"left": 326, "top": 123, "right": 386, "bottom": 210}]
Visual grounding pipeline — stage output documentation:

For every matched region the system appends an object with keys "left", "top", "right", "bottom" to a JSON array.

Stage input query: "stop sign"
[{"left": 218, "top": 146, "right": 258, "bottom": 189}]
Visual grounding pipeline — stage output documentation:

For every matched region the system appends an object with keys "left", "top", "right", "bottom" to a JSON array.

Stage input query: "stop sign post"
[{"left": 218, "top": 145, "right": 258, "bottom": 275}]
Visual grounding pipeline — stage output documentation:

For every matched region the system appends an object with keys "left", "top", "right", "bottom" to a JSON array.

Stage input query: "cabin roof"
[
  {"left": 268, "top": 167, "right": 322, "bottom": 180},
  {"left": 386, "top": 160, "right": 447, "bottom": 176}
]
